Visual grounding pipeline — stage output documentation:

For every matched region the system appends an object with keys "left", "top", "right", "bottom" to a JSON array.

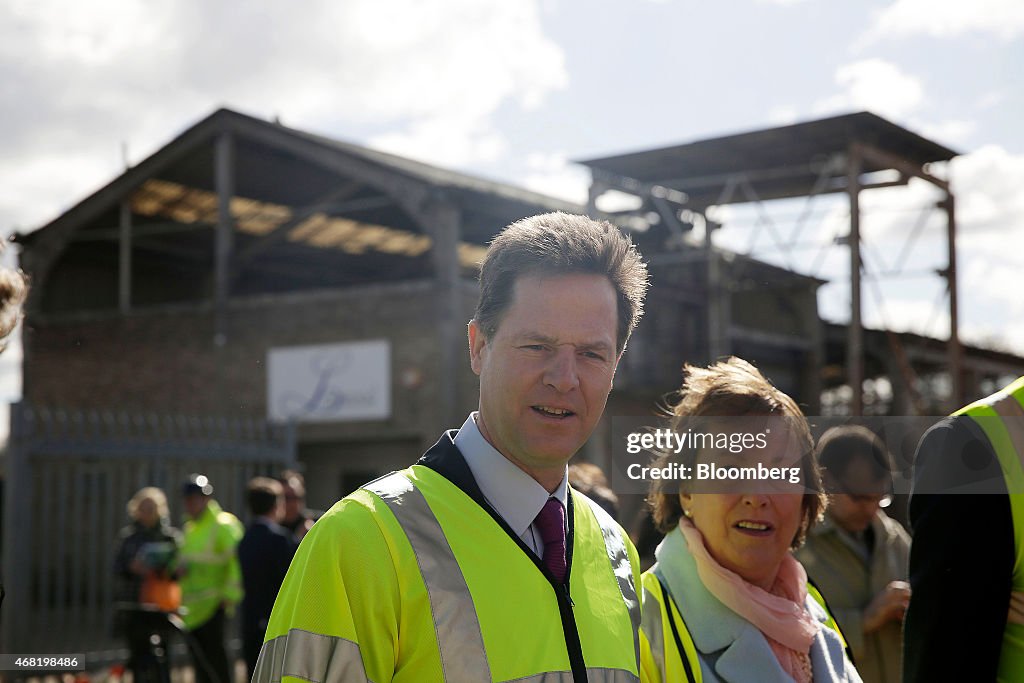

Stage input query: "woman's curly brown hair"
[{"left": 646, "top": 356, "right": 826, "bottom": 549}]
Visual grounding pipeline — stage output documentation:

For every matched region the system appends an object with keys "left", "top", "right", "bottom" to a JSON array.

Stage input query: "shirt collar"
[{"left": 453, "top": 412, "right": 568, "bottom": 537}]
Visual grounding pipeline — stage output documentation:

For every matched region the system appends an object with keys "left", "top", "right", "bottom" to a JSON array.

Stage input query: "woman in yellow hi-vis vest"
[
  {"left": 640, "top": 358, "right": 861, "bottom": 682},
  {"left": 905, "top": 376, "right": 1024, "bottom": 683}
]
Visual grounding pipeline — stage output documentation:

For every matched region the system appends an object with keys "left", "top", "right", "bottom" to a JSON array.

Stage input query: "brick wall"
[{"left": 24, "top": 280, "right": 482, "bottom": 449}]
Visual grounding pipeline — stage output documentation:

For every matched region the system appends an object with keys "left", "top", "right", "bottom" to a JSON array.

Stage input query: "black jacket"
[
  {"left": 904, "top": 416, "right": 1015, "bottom": 682},
  {"left": 113, "top": 520, "right": 182, "bottom": 615},
  {"left": 238, "top": 518, "right": 298, "bottom": 632}
]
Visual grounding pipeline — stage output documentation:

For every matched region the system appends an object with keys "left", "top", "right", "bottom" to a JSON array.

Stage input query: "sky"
[{"left": 1, "top": 0, "right": 1022, "bottom": 415}]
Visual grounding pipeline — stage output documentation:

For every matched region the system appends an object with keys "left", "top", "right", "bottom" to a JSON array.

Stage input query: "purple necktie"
[{"left": 535, "top": 498, "right": 567, "bottom": 582}]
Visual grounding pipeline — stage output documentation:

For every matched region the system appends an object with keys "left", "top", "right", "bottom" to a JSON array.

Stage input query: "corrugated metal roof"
[
  {"left": 19, "top": 107, "right": 580, "bottom": 246},
  {"left": 578, "top": 111, "right": 959, "bottom": 207}
]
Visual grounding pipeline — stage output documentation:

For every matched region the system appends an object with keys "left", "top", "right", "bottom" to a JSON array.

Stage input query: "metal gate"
[{"left": 1, "top": 403, "right": 296, "bottom": 663}]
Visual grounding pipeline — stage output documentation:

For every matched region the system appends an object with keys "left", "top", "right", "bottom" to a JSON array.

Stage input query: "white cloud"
[
  {"left": 813, "top": 59, "right": 923, "bottom": 122},
  {"left": 950, "top": 145, "right": 1024, "bottom": 234},
  {"left": 767, "top": 105, "right": 800, "bottom": 125},
  {"left": 866, "top": 0, "right": 1024, "bottom": 41},
  {"left": 717, "top": 140, "right": 1024, "bottom": 355},
  {"left": 978, "top": 90, "right": 1008, "bottom": 111},
  {"left": 369, "top": 114, "right": 509, "bottom": 168},
  {"left": 919, "top": 119, "right": 976, "bottom": 148},
  {"left": 0, "top": 0, "right": 567, "bottom": 229},
  {"left": 0, "top": 0, "right": 570, "bottom": 427},
  {"left": 946, "top": 147, "right": 1024, "bottom": 355},
  {"left": 866, "top": 295, "right": 951, "bottom": 338},
  {"left": 0, "top": 153, "right": 122, "bottom": 234},
  {"left": 841, "top": 145, "right": 1024, "bottom": 353},
  {"left": 521, "top": 153, "right": 589, "bottom": 205}
]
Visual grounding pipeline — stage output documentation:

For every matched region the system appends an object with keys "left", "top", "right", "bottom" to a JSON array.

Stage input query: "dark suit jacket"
[
  {"left": 903, "top": 416, "right": 1014, "bottom": 682},
  {"left": 238, "top": 518, "right": 298, "bottom": 633}
]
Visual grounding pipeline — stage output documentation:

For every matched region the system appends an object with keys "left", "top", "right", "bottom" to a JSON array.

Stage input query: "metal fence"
[{"left": 1, "top": 403, "right": 296, "bottom": 663}]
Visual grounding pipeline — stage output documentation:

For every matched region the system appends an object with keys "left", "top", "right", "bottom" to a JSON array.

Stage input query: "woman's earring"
[{"left": 683, "top": 508, "right": 692, "bottom": 519}]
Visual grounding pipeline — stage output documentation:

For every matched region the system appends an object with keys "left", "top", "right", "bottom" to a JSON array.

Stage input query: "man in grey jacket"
[{"left": 796, "top": 425, "right": 909, "bottom": 683}]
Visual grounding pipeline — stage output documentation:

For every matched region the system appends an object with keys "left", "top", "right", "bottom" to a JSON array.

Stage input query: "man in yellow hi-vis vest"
[
  {"left": 179, "top": 474, "right": 243, "bottom": 683},
  {"left": 256, "top": 212, "right": 649, "bottom": 682},
  {"left": 904, "top": 377, "right": 1024, "bottom": 682}
]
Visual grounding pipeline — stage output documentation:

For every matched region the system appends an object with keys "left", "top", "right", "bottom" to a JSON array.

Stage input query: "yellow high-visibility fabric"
[
  {"left": 179, "top": 499, "right": 243, "bottom": 630},
  {"left": 954, "top": 376, "right": 1024, "bottom": 682},
  {"left": 261, "top": 463, "right": 641, "bottom": 682},
  {"left": 639, "top": 572, "right": 701, "bottom": 683},
  {"left": 639, "top": 571, "right": 848, "bottom": 682}
]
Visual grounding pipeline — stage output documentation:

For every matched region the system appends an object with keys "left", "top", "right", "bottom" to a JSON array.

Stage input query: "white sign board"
[{"left": 267, "top": 340, "right": 391, "bottom": 423}]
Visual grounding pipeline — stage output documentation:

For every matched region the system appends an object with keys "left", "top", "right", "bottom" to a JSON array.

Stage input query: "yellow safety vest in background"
[
  {"left": 257, "top": 461, "right": 642, "bottom": 682},
  {"left": 954, "top": 376, "right": 1024, "bottom": 682},
  {"left": 179, "top": 499, "right": 244, "bottom": 630}
]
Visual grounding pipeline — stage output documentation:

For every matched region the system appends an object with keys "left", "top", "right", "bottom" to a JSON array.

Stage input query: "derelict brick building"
[
  {"left": 11, "top": 107, "right": 1024, "bottom": 657},
  {"left": 17, "top": 107, "right": 827, "bottom": 510}
]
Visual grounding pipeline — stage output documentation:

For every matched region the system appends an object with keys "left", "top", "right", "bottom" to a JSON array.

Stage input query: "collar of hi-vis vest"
[
  {"left": 453, "top": 412, "right": 568, "bottom": 544},
  {"left": 378, "top": 432, "right": 641, "bottom": 682},
  {"left": 415, "top": 429, "right": 577, "bottom": 555}
]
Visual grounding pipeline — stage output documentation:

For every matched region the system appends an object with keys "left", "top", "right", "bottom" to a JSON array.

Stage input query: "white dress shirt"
[{"left": 453, "top": 412, "right": 568, "bottom": 557}]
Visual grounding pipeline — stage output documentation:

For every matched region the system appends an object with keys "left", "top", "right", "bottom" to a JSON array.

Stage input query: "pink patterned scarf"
[{"left": 678, "top": 518, "right": 819, "bottom": 683}]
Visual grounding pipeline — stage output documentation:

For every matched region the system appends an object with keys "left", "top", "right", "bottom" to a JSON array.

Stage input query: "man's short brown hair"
[
  {"left": 248, "top": 477, "right": 284, "bottom": 516},
  {"left": 473, "top": 212, "right": 648, "bottom": 354}
]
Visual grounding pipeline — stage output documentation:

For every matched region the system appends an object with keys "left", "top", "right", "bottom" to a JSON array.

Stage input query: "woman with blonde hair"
[
  {"left": 640, "top": 357, "right": 860, "bottom": 682},
  {"left": 114, "top": 487, "right": 182, "bottom": 683}
]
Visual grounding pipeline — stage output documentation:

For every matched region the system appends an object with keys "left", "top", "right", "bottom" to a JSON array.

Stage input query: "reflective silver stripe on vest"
[
  {"left": 509, "top": 669, "right": 640, "bottom": 682},
  {"left": 580, "top": 493, "right": 642, "bottom": 671},
  {"left": 364, "top": 472, "right": 492, "bottom": 682},
  {"left": 253, "top": 629, "right": 372, "bottom": 683},
  {"left": 640, "top": 585, "right": 666, "bottom": 676}
]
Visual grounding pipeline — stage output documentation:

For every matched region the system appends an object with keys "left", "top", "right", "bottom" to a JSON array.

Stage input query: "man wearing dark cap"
[{"left": 178, "top": 474, "right": 243, "bottom": 683}]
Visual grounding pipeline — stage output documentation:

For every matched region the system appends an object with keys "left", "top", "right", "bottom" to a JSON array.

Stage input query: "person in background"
[
  {"left": 0, "top": 255, "right": 27, "bottom": 611},
  {"left": 276, "top": 470, "right": 319, "bottom": 541},
  {"left": 179, "top": 474, "right": 243, "bottom": 683},
  {"left": 568, "top": 461, "right": 620, "bottom": 519},
  {"left": 904, "top": 376, "right": 1024, "bottom": 682},
  {"left": 238, "top": 477, "right": 297, "bottom": 681},
  {"left": 641, "top": 357, "right": 860, "bottom": 683},
  {"left": 0, "top": 259, "right": 26, "bottom": 352},
  {"left": 114, "top": 487, "right": 181, "bottom": 683},
  {"left": 796, "top": 425, "right": 910, "bottom": 683}
]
